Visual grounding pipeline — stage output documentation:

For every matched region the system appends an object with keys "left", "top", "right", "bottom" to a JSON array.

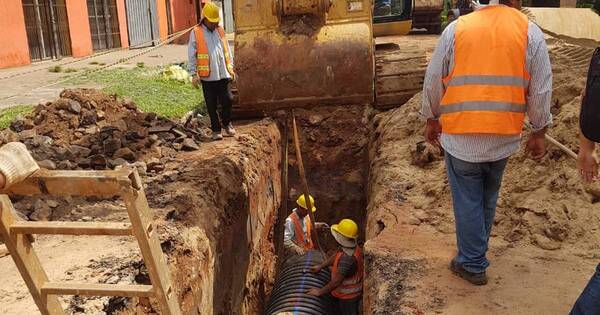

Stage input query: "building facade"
[{"left": 0, "top": 0, "right": 223, "bottom": 69}]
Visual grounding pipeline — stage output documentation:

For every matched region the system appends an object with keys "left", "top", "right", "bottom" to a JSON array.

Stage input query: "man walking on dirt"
[
  {"left": 188, "top": 1, "right": 236, "bottom": 141},
  {"left": 570, "top": 46, "right": 600, "bottom": 315},
  {"left": 421, "top": 0, "right": 552, "bottom": 285}
]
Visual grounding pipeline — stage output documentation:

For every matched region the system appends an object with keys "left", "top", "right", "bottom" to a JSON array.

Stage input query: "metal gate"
[
  {"left": 87, "top": 0, "right": 122, "bottom": 51},
  {"left": 125, "top": 0, "right": 159, "bottom": 47},
  {"left": 22, "top": 0, "right": 72, "bottom": 61}
]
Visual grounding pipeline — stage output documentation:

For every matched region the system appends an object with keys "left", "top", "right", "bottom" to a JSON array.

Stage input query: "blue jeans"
[
  {"left": 571, "top": 264, "right": 600, "bottom": 315},
  {"left": 445, "top": 153, "right": 508, "bottom": 274}
]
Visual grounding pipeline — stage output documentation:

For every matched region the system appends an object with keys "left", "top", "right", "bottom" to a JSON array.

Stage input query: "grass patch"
[
  {"left": 0, "top": 105, "right": 35, "bottom": 130},
  {"left": 68, "top": 67, "right": 205, "bottom": 118},
  {"left": 89, "top": 61, "right": 99, "bottom": 65},
  {"left": 49, "top": 66, "right": 62, "bottom": 73}
]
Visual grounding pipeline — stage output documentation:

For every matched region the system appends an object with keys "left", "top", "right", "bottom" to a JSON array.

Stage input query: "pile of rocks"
[{"left": 0, "top": 89, "right": 205, "bottom": 174}]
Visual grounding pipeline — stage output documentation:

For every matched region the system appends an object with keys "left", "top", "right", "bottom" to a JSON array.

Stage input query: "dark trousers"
[
  {"left": 201, "top": 79, "right": 232, "bottom": 132},
  {"left": 338, "top": 297, "right": 360, "bottom": 315},
  {"left": 571, "top": 263, "right": 600, "bottom": 315}
]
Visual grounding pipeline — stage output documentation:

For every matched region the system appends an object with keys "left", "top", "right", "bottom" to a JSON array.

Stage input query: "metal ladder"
[{"left": 0, "top": 168, "right": 181, "bottom": 315}]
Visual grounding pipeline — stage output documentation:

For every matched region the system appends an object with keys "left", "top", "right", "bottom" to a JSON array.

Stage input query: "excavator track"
[{"left": 374, "top": 37, "right": 428, "bottom": 111}]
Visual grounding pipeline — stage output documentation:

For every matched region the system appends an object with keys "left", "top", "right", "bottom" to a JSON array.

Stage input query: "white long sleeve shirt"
[
  {"left": 187, "top": 24, "right": 232, "bottom": 82},
  {"left": 420, "top": 6, "right": 553, "bottom": 163}
]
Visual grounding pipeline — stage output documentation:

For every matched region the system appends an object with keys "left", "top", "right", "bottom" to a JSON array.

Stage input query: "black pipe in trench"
[{"left": 265, "top": 251, "right": 336, "bottom": 315}]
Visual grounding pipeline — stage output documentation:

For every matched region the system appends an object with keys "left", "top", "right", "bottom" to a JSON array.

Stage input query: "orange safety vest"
[
  {"left": 289, "top": 211, "right": 314, "bottom": 250},
  {"left": 194, "top": 25, "right": 235, "bottom": 78},
  {"left": 440, "top": 6, "right": 530, "bottom": 135},
  {"left": 332, "top": 247, "right": 363, "bottom": 300}
]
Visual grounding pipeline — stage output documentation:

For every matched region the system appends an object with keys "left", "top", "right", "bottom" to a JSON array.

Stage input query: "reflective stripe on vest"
[
  {"left": 194, "top": 26, "right": 235, "bottom": 78},
  {"left": 332, "top": 247, "right": 363, "bottom": 300},
  {"left": 440, "top": 6, "right": 529, "bottom": 135},
  {"left": 289, "top": 211, "right": 313, "bottom": 250}
]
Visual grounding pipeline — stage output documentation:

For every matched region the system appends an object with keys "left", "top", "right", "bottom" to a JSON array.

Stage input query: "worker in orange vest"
[
  {"left": 188, "top": 2, "right": 235, "bottom": 141},
  {"left": 307, "top": 219, "right": 363, "bottom": 315},
  {"left": 284, "top": 194, "right": 327, "bottom": 256},
  {"left": 421, "top": 0, "right": 552, "bottom": 285}
]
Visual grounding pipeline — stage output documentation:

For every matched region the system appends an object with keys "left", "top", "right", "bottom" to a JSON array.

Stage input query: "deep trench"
[{"left": 265, "top": 105, "right": 372, "bottom": 314}]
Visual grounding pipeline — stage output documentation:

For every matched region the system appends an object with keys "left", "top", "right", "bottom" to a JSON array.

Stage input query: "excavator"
[{"left": 232, "top": 0, "right": 432, "bottom": 116}]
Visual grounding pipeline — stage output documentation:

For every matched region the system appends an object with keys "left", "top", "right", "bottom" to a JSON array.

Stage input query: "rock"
[
  {"left": 82, "top": 216, "right": 93, "bottom": 222},
  {"left": 158, "top": 132, "right": 176, "bottom": 142},
  {"left": 67, "top": 145, "right": 91, "bottom": 159},
  {"left": 19, "top": 129, "right": 37, "bottom": 140},
  {"left": 533, "top": 234, "right": 562, "bottom": 250},
  {"left": 47, "top": 200, "right": 59, "bottom": 208},
  {"left": 69, "top": 116, "right": 80, "bottom": 128},
  {"left": 407, "top": 216, "right": 421, "bottom": 226},
  {"left": 130, "top": 161, "right": 147, "bottom": 176},
  {"left": 37, "top": 160, "right": 57, "bottom": 170},
  {"left": 80, "top": 111, "right": 98, "bottom": 126},
  {"left": 77, "top": 158, "right": 91, "bottom": 168},
  {"left": 67, "top": 99, "right": 81, "bottom": 114},
  {"left": 85, "top": 126, "right": 99, "bottom": 134},
  {"left": 0, "top": 129, "right": 20, "bottom": 144},
  {"left": 182, "top": 138, "right": 200, "bottom": 151},
  {"left": 97, "top": 110, "right": 106, "bottom": 120},
  {"left": 113, "top": 147, "right": 136, "bottom": 161},
  {"left": 33, "top": 113, "right": 45, "bottom": 125},
  {"left": 30, "top": 201, "right": 52, "bottom": 221},
  {"left": 110, "top": 158, "right": 128, "bottom": 168},
  {"left": 89, "top": 154, "right": 108, "bottom": 169},
  {"left": 103, "top": 138, "right": 122, "bottom": 155},
  {"left": 123, "top": 98, "right": 137, "bottom": 110},
  {"left": 31, "top": 135, "right": 53, "bottom": 147},
  {"left": 10, "top": 115, "right": 33, "bottom": 132},
  {"left": 57, "top": 160, "right": 76, "bottom": 170},
  {"left": 146, "top": 158, "right": 164, "bottom": 172},
  {"left": 113, "top": 119, "right": 128, "bottom": 132},
  {"left": 172, "top": 143, "right": 183, "bottom": 151}
]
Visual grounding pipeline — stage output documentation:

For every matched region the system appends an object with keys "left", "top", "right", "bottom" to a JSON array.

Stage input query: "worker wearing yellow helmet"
[
  {"left": 307, "top": 218, "right": 363, "bottom": 315},
  {"left": 187, "top": 1, "right": 236, "bottom": 141},
  {"left": 283, "top": 194, "right": 327, "bottom": 256}
]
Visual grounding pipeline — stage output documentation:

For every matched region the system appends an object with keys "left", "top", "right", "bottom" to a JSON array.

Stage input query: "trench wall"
[{"left": 144, "top": 120, "right": 282, "bottom": 314}]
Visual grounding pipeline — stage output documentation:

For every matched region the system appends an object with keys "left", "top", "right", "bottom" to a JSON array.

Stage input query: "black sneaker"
[{"left": 449, "top": 259, "right": 488, "bottom": 286}]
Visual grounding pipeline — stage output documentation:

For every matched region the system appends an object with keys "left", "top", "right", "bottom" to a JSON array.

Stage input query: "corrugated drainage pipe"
[{"left": 265, "top": 251, "right": 337, "bottom": 315}]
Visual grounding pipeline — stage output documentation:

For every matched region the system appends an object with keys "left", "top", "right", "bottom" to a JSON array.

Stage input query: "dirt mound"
[
  {"left": 1, "top": 89, "right": 207, "bottom": 173},
  {"left": 368, "top": 43, "right": 599, "bottom": 251}
]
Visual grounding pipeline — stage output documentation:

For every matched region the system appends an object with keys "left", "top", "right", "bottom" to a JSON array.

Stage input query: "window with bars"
[
  {"left": 22, "top": 0, "right": 72, "bottom": 61},
  {"left": 87, "top": 0, "right": 122, "bottom": 51}
]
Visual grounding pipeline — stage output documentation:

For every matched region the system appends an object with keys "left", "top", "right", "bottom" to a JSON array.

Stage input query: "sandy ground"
[
  {"left": 0, "top": 235, "right": 138, "bottom": 315},
  {"left": 0, "top": 44, "right": 189, "bottom": 109},
  {"left": 365, "top": 38, "right": 599, "bottom": 314}
]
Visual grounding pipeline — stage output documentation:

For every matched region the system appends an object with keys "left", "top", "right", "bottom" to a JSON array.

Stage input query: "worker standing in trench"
[
  {"left": 570, "top": 47, "right": 600, "bottom": 315},
  {"left": 188, "top": 1, "right": 236, "bottom": 141},
  {"left": 421, "top": 0, "right": 552, "bottom": 285},
  {"left": 306, "top": 219, "right": 363, "bottom": 315},
  {"left": 283, "top": 194, "right": 327, "bottom": 256}
]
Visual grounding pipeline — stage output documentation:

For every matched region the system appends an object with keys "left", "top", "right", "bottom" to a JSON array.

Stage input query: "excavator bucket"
[{"left": 233, "top": 0, "right": 374, "bottom": 115}]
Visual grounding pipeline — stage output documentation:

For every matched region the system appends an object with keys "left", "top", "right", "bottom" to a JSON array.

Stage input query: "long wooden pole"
[{"left": 291, "top": 110, "right": 322, "bottom": 252}]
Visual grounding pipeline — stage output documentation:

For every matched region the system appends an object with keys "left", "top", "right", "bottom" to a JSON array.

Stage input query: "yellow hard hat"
[
  {"left": 331, "top": 219, "right": 359, "bottom": 240},
  {"left": 202, "top": 2, "right": 220, "bottom": 23},
  {"left": 296, "top": 194, "right": 316, "bottom": 212}
]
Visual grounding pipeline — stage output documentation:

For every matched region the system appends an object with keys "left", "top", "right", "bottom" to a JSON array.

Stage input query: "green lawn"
[
  {"left": 1, "top": 67, "right": 205, "bottom": 131},
  {"left": 68, "top": 67, "right": 205, "bottom": 118}
]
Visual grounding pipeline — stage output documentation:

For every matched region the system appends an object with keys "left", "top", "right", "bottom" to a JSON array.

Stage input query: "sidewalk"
[{"left": 0, "top": 44, "right": 189, "bottom": 109}]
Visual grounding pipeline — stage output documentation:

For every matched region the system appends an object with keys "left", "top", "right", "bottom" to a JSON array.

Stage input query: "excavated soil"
[
  {"left": 0, "top": 118, "right": 282, "bottom": 315},
  {"left": 364, "top": 40, "right": 600, "bottom": 314}
]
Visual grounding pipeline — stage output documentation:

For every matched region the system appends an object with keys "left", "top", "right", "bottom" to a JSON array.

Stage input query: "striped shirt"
[
  {"left": 187, "top": 24, "right": 232, "bottom": 82},
  {"left": 420, "top": 5, "right": 553, "bottom": 163}
]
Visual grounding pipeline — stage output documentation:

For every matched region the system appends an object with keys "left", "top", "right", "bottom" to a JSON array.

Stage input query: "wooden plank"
[
  {"left": 0, "top": 195, "right": 65, "bottom": 315},
  {"left": 122, "top": 181, "right": 182, "bottom": 315},
  {"left": 41, "top": 282, "right": 154, "bottom": 297},
  {"left": 11, "top": 221, "right": 133, "bottom": 236},
  {"left": 3, "top": 169, "right": 134, "bottom": 197}
]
